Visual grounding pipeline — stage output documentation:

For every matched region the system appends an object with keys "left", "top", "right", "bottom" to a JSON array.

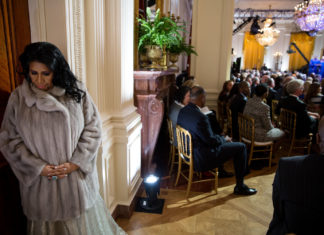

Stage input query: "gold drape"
[
  {"left": 289, "top": 32, "right": 315, "bottom": 71},
  {"left": 243, "top": 32, "right": 264, "bottom": 70}
]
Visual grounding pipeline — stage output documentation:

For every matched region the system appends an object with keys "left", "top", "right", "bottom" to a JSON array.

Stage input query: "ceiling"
[{"left": 235, "top": 0, "right": 301, "bottom": 10}]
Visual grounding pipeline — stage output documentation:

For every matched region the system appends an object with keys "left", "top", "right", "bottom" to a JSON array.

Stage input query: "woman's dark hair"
[
  {"left": 254, "top": 84, "right": 268, "bottom": 97},
  {"left": 175, "top": 86, "right": 191, "bottom": 103},
  {"left": 219, "top": 80, "right": 234, "bottom": 101},
  {"left": 19, "top": 42, "right": 85, "bottom": 102},
  {"left": 228, "top": 82, "right": 239, "bottom": 100},
  {"left": 304, "top": 83, "right": 321, "bottom": 104},
  {"left": 220, "top": 80, "right": 233, "bottom": 93}
]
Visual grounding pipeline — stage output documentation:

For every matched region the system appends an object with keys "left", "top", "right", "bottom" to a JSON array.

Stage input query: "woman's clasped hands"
[{"left": 41, "top": 163, "right": 79, "bottom": 180}]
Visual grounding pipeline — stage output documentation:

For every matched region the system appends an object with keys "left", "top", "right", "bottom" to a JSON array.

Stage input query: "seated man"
[
  {"left": 267, "top": 116, "right": 324, "bottom": 235},
  {"left": 177, "top": 86, "right": 257, "bottom": 195},
  {"left": 275, "top": 79, "right": 319, "bottom": 139}
]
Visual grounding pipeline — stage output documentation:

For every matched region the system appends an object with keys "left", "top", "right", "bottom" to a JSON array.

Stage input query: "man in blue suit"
[{"left": 177, "top": 86, "right": 257, "bottom": 195}]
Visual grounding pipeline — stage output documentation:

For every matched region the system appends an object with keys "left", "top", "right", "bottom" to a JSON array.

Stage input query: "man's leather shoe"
[
  {"left": 218, "top": 170, "right": 234, "bottom": 178},
  {"left": 234, "top": 184, "right": 257, "bottom": 195}
]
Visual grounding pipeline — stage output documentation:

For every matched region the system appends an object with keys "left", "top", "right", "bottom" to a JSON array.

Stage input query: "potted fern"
[
  {"left": 137, "top": 8, "right": 183, "bottom": 69},
  {"left": 166, "top": 38, "right": 198, "bottom": 70}
]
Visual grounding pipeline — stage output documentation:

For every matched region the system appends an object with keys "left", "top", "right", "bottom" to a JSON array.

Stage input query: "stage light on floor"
[{"left": 135, "top": 174, "right": 165, "bottom": 214}]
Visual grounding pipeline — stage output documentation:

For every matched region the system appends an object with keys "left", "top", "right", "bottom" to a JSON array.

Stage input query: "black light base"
[{"left": 135, "top": 197, "right": 165, "bottom": 214}]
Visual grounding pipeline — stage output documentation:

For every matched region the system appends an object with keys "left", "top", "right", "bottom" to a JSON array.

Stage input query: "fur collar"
[{"left": 21, "top": 79, "right": 69, "bottom": 114}]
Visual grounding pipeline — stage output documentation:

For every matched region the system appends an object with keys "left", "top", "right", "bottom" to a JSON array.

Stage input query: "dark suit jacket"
[
  {"left": 177, "top": 103, "right": 225, "bottom": 172},
  {"left": 275, "top": 95, "right": 315, "bottom": 138},
  {"left": 230, "top": 93, "right": 247, "bottom": 140},
  {"left": 266, "top": 88, "right": 279, "bottom": 112},
  {"left": 267, "top": 155, "right": 324, "bottom": 235}
]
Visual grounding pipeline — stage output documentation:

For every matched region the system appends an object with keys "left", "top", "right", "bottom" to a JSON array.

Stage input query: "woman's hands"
[{"left": 41, "top": 163, "right": 80, "bottom": 180}]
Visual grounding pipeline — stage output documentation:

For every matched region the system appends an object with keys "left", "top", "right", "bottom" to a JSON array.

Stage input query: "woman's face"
[
  {"left": 227, "top": 81, "right": 234, "bottom": 91},
  {"left": 29, "top": 61, "right": 54, "bottom": 91},
  {"left": 182, "top": 91, "right": 190, "bottom": 106}
]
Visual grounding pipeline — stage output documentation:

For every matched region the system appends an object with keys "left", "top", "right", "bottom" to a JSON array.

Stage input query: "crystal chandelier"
[
  {"left": 294, "top": 0, "right": 324, "bottom": 36},
  {"left": 255, "top": 17, "right": 280, "bottom": 47}
]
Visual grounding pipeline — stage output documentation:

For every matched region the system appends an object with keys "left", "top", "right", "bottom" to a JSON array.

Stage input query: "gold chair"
[
  {"left": 167, "top": 118, "right": 178, "bottom": 176},
  {"left": 174, "top": 125, "right": 218, "bottom": 199},
  {"left": 271, "top": 100, "right": 279, "bottom": 125},
  {"left": 238, "top": 113, "right": 273, "bottom": 168},
  {"left": 279, "top": 108, "right": 312, "bottom": 156},
  {"left": 225, "top": 105, "right": 233, "bottom": 137}
]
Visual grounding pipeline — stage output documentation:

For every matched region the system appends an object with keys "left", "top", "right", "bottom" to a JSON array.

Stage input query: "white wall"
[{"left": 191, "top": 0, "right": 234, "bottom": 110}]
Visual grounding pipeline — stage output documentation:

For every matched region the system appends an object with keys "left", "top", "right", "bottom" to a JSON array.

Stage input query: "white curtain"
[{"left": 164, "top": 0, "right": 193, "bottom": 73}]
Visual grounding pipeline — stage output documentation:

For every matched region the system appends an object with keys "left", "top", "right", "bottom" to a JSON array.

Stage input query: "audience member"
[
  {"left": 169, "top": 86, "right": 191, "bottom": 146},
  {"left": 304, "top": 82, "right": 324, "bottom": 116},
  {"left": 218, "top": 80, "right": 234, "bottom": 102},
  {"left": 265, "top": 77, "right": 280, "bottom": 115},
  {"left": 243, "top": 84, "right": 284, "bottom": 142},
  {"left": 277, "top": 76, "right": 294, "bottom": 98},
  {"left": 250, "top": 77, "right": 260, "bottom": 96},
  {"left": 301, "top": 80, "right": 312, "bottom": 100},
  {"left": 261, "top": 74, "right": 270, "bottom": 84},
  {"left": 182, "top": 78, "right": 198, "bottom": 88},
  {"left": 175, "top": 70, "right": 189, "bottom": 88},
  {"left": 267, "top": 116, "right": 324, "bottom": 234},
  {"left": 274, "top": 76, "right": 283, "bottom": 91},
  {"left": 177, "top": 86, "right": 257, "bottom": 195},
  {"left": 230, "top": 81, "right": 250, "bottom": 140},
  {"left": 276, "top": 79, "right": 319, "bottom": 139},
  {"left": 320, "top": 78, "right": 324, "bottom": 96}
]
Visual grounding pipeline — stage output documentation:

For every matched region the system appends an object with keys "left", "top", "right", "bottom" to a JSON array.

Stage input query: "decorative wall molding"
[
  {"left": 28, "top": 0, "right": 47, "bottom": 42},
  {"left": 205, "top": 89, "right": 219, "bottom": 110},
  {"left": 65, "top": 0, "right": 86, "bottom": 82}
]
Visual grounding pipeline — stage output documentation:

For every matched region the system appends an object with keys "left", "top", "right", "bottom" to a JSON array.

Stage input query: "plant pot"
[
  {"left": 159, "top": 46, "right": 168, "bottom": 70},
  {"left": 168, "top": 53, "right": 179, "bottom": 70},
  {"left": 146, "top": 45, "right": 162, "bottom": 70},
  {"left": 139, "top": 52, "right": 149, "bottom": 68}
]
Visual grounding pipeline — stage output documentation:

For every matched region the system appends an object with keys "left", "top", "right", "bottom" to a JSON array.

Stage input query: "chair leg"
[
  {"left": 248, "top": 144, "right": 254, "bottom": 166},
  {"left": 269, "top": 144, "right": 273, "bottom": 168},
  {"left": 288, "top": 141, "right": 294, "bottom": 157},
  {"left": 186, "top": 166, "right": 193, "bottom": 199},
  {"left": 168, "top": 144, "right": 172, "bottom": 166},
  {"left": 307, "top": 141, "right": 312, "bottom": 155},
  {"left": 169, "top": 145, "right": 175, "bottom": 176},
  {"left": 214, "top": 168, "right": 218, "bottom": 194},
  {"left": 174, "top": 156, "right": 182, "bottom": 187}
]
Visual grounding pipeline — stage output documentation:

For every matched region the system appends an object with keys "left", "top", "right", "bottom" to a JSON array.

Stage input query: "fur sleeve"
[
  {"left": 69, "top": 90, "right": 102, "bottom": 174},
  {"left": 0, "top": 92, "right": 47, "bottom": 186}
]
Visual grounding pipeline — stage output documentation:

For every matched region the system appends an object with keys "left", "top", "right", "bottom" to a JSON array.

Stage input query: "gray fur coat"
[{"left": 0, "top": 80, "right": 102, "bottom": 221}]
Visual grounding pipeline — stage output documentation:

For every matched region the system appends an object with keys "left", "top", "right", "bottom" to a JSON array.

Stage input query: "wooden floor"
[{"left": 116, "top": 159, "right": 277, "bottom": 235}]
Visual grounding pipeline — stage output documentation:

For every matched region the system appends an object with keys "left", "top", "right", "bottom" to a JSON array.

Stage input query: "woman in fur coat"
[{"left": 0, "top": 42, "right": 126, "bottom": 235}]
